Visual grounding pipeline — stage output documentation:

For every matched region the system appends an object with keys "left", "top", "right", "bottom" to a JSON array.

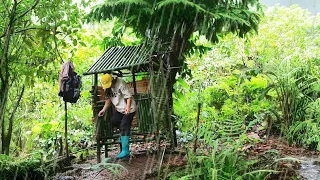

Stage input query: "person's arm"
[
  {"left": 125, "top": 98, "right": 132, "bottom": 115},
  {"left": 98, "top": 99, "right": 111, "bottom": 116}
]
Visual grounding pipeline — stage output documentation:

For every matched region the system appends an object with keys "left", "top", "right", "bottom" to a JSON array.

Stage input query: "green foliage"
[
  {"left": 88, "top": 0, "right": 262, "bottom": 79},
  {"left": 289, "top": 98, "right": 320, "bottom": 151},
  {"left": 0, "top": 154, "right": 47, "bottom": 180},
  {"left": 169, "top": 141, "right": 275, "bottom": 180},
  {"left": 203, "top": 86, "right": 228, "bottom": 110},
  {"left": 174, "top": 69, "right": 271, "bottom": 137},
  {"left": 180, "top": 5, "right": 320, "bottom": 151},
  {"left": 88, "top": 0, "right": 262, "bottom": 39},
  {"left": 172, "top": 7, "right": 320, "bottom": 180},
  {"left": 1, "top": 4, "right": 320, "bottom": 180},
  {"left": 252, "top": 5, "right": 320, "bottom": 65},
  {"left": 253, "top": 6, "right": 320, "bottom": 145},
  {"left": 0, "top": 0, "right": 86, "bottom": 155},
  {"left": 11, "top": 81, "right": 94, "bottom": 159},
  {"left": 101, "top": 20, "right": 142, "bottom": 47},
  {"left": 0, "top": 0, "right": 84, "bottom": 84},
  {"left": 7, "top": 22, "right": 104, "bottom": 157},
  {"left": 250, "top": 6, "right": 320, "bottom": 142},
  {"left": 266, "top": 58, "right": 319, "bottom": 136}
]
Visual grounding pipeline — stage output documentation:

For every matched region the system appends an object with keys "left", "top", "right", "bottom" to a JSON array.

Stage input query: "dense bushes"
[
  {"left": 171, "top": 6, "right": 320, "bottom": 179},
  {"left": 0, "top": 154, "right": 47, "bottom": 180},
  {"left": 174, "top": 70, "right": 271, "bottom": 141},
  {"left": 175, "top": 5, "right": 320, "bottom": 151},
  {"left": 290, "top": 99, "right": 320, "bottom": 151},
  {"left": 169, "top": 141, "right": 276, "bottom": 180}
]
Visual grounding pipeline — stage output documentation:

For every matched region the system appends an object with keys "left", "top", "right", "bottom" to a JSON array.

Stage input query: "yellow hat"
[{"left": 101, "top": 74, "right": 112, "bottom": 89}]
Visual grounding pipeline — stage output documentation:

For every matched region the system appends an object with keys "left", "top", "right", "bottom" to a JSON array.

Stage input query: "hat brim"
[{"left": 102, "top": 82, "right": 112, "bottom": 89}]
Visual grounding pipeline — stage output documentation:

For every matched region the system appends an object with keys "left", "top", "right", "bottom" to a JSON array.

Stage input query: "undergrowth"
[{"left": 0, "top": 154, "right": 47, "bottom": 180}]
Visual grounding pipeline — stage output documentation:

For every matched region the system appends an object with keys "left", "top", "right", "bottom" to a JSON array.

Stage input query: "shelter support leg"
[
  {"left": 97, "top": 139, "right": 101, "bottom": 163},
  {"left": 156, "top": 132, "right": 161, "bottom": 156},
  {"left": 171, "top": 118, "right": 177, "bottom": 147},
  {"left": 105, "top": 144, "right": 108, "bottom": 158}
]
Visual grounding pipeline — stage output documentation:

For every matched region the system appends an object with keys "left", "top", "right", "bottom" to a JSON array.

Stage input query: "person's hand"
[
  {"left": 98, "top": 110, "right": 105, "bottom": 117},
  {"left": 125, "top": 107, "right": 130, "bottom": 115}
]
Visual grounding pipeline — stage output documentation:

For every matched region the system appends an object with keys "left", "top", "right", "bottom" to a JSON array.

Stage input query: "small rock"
[
  {"left": 55, "top": 175, "right": 76, "bottom": 180},
  {"left": 312, "top": 161, "right": 320, "bottom": 166}
]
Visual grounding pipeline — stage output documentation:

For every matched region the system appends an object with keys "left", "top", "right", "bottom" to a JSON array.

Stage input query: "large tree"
[
  {"left": 0, "top": 0, "right": 82, "bottom": 155},
  {"left": 88, "top": 0, "right": 262, "bottom": 81},
  {"left": 87, "top": 0, "right": 262, "bottom": 144}
]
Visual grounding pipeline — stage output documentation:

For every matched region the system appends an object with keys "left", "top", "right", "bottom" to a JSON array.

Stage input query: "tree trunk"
[
  {"left": 0, "top": 83, "right": 9, "bottom": 154},
  {"left": 4, "top": 85, "right": 24, "bottom": 155},
  {"left": 168, "top": 26, "right": 193, "bottom": 83},
  {"left": 156, "top": 25, "right": 193, "bottom": 145},
  {"left": 0, "top": 1, "right": 17, "bottom": 154}
]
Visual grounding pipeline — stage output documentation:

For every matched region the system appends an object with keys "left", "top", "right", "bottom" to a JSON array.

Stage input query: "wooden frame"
[{"left": 86, "top": 47, "right": 177, "bottom": 163}]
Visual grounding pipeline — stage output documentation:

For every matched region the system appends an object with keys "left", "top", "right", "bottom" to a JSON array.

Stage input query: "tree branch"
[
  {"left": 19, "top": 27, "right": 63, "bottom": 35},
  {"left": 53, "top": 19, "right": 64, "bottom": 64},
  {"left": 0, "top": 68, "right": 5, "bottom": 85},
  {"left": 1, "top": 0, "right": 10, "bottom": 15},
  {"left": 0, "top": 27, "right": 62, "bottom": 39},
  {"left": 14, "top": 0, "right": 39, "bottom": 22},
  {"left": 0, "top": 0, "right": 17, "bottom": 78},
  {"left": 5, "top": 84, "right": 24, "bottom": 155},
  {"left": 17, "top": 0, "right": 23, "bottom": 5}
]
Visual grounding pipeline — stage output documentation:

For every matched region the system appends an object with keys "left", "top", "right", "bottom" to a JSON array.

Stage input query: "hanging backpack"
[{"left": 59, "top": 61, "right": 82, "bottom": 103}]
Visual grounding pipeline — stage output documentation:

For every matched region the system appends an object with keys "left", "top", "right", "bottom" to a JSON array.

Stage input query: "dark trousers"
[{"left": 111, "top": 111, "right": 135, "bottom": 136}]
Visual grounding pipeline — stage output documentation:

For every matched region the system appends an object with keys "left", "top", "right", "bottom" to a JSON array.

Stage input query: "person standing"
[{"left": 98, "top": 73, "right": 136, "bottom": 158}]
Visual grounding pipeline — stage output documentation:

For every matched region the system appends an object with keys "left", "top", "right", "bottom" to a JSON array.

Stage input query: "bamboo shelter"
[{"left": 83, "top": 44, "right": 177, "bottom": 162}]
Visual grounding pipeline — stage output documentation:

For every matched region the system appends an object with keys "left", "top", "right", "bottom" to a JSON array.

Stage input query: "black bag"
[
  {"left": 58, "top": 62, "right": 82, "bottom": 103},
  {"left": 62, "top": 72, "right": 81, "bottom": 103}
]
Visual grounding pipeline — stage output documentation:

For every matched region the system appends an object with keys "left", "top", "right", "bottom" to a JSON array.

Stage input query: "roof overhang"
[{"left": 83, "top": 44, "right": 154, "bottom": 75}]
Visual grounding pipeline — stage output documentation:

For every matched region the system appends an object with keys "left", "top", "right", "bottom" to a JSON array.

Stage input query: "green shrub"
[
  {"left": 290, "top": 98, "right": 320, "bottom": 151},
  {"left": 168, "top": 141, "right": 274, "bottom": 180},
  {"left": 0, "top": 154, "right": 47, "bottom": 180},
  {"left": 203, "top": 86, "right": 229, "bottom": 110}
]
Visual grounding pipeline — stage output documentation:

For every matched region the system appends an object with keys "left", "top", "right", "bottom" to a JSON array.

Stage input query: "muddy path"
[
  {"left": 54, "top": 138, "right": 320, "bottom": 180},
  {"left": 54, "top": 143, "right": 185, "bottom": 180},
  {"left": 248, "top": 138, "right": 320, "bottom": 180}
]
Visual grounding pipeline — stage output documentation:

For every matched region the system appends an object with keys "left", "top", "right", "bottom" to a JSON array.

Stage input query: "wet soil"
[
  {"left": 54, "top": 138, "right": 320, "bottom": 180},
  {"left": 247, "top": 138, "right": 320, "bottom": 180},
  {"left": 54, "top": 143, "right": 186, "bottom": 180}
]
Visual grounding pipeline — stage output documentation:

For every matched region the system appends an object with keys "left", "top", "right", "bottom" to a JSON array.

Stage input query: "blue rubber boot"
[{"left": 116, "top": 136, "right": 130, "bottom": 159}]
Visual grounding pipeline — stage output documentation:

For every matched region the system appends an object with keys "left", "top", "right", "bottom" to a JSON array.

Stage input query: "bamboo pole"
[
  {"left": 64, "top": 101, "right": 70, "bottom": 164},
  {"left": 94, "top": 73, "right": 101, "bottom": 163},
  {"left": 193, "top": 103, "right": 201, "bottom": 153},
  {"left": 132, "top": 70, "right": 137, "bottom": 95}
]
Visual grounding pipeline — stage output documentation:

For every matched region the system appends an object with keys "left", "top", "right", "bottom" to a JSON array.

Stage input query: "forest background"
[{"left": 0, "top": 0, "right": 319, "bottom": 179}]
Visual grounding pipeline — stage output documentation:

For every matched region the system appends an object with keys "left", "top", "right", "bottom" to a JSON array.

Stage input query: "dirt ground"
[
  {"left": 246, "top": 138, "right": 320, "bottom": 180},
  {"left": 54, "top": 143, "right": 186, "bottom": 180},
  {"left": 247, "top": 138, "right": 320, "bottom": 157},
  {"left": 54, "top": 138, "right": 320, "bottom": 180}
]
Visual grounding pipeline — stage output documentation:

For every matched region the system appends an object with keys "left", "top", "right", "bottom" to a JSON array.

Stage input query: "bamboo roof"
[{"left": 83, "top": 44, "right": 155, "bottom": 75}]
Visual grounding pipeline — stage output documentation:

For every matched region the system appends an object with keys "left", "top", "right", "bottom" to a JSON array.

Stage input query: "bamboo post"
[
  {"left": 193, "top": 103, "right": 201, "bottom": 153},
  {"left": 149, "top": 61, "right": 160, "bottom": 154},
  {"left": 132, "top": 70, "right": 137, "bottom": 95},
  {"left": 64, "top": 101, "right": 70, "bottom": 164},
  {"left": 94, "top": 73, "right": 101, "bottom": 163},
  {"left": 166, "top": 64, "right": 177, "bottom": 147}
]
